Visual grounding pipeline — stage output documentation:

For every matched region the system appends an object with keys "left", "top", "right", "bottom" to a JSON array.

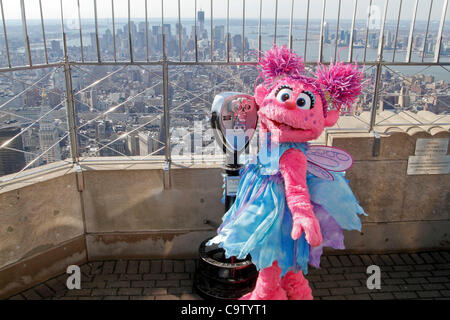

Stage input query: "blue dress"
[{"left": 208, "top": 139, "right": 366, "bottom": 276}]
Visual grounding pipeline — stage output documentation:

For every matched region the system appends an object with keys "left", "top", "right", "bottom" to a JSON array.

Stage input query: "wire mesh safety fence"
[{"left": 0, "top": 0, "right": 448, "bottom": 182}]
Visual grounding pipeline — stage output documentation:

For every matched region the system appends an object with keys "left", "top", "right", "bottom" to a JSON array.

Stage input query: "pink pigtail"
[
  {"left": 258, "top": 45, "right": 305, "bottom": 87},
  {"left": 315, "top": 61, "right": 364, "bottom": 112}
]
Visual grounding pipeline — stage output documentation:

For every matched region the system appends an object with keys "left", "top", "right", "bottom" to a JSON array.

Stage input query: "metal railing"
[
  {"left": 0, "top": 0, "right": 447, "bottom": 67},
  {"left": 0, "top": 0, "right": 448, "bottom": 183}
]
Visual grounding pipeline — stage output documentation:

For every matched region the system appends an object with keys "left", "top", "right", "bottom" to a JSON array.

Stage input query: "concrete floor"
[{"left": 7, "top": 250, "right": 450, "bottom": 300}]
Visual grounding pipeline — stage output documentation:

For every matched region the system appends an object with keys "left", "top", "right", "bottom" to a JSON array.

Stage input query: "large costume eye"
[
  {"left": 276, "top": 87, "right": 293, "bottom": 103},
  {"left": 296, "top": 91, "right": 315, "bottom": 110}
]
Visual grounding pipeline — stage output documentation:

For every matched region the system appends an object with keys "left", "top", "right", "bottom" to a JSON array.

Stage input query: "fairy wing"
[
  {"left": 305, "top": 145, "right": 353, "bottom": 172},
  {"left": 307, "top": 161, "right": 334, "bottom": 181}
]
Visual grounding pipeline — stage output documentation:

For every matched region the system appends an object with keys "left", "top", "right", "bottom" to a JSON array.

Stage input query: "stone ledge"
[
  {"left": 0, "top": 236, "right": 87, "bottom": 299},
  {"left": 329, "top": 130, "right": 450, "bottom": 161}
]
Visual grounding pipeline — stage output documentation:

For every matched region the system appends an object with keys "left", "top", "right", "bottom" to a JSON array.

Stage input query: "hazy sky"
[{"left": 2, "top": 0, "right": 448, "bottom": 22}]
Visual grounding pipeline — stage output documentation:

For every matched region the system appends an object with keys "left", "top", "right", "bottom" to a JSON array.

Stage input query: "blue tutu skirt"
[{"left": 207, "top": 143, "right": 366, "bottom": 276}]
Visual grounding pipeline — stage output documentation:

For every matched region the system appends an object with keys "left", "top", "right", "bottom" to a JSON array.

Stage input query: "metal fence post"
[
  {"left": 369, "top": 27, "right": 386, "bottom": 133},
  {"left": 162, "top": 35, "right": 171, "bottom": 189},
  {"left": 434, "top": 0, "right": 448, "bottom": 63},
  {"left": 369, "top": 60, "right": 382, "bottom": 132},
  {"left": 63, "top": 49, "right": 80, "bottom": 165},
  {"left": 20, "top": 0, "right": 32, "bottom": 67}
]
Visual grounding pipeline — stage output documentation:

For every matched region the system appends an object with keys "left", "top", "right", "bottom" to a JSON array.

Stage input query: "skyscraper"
[
  {"left": 324, "top": 22, "right": 329, "bottom": 44},
  {"left": 49, "top": 40, "right": 62, "bottom": 58},
  {"left": 138, "top": 22, "right": 146, "bottom": 33},
  {"left": 138, "top": 131, "right": 159, "bottom": 156},
  {"left": 385, "top": 30, "right": 393, "bottom": 49},
  {"left": 0, "top": 126, "right": 26, "bottom": 176},
  {"left": 127, "top": 134, "right": 140, "bottom": 156},
  {"left": 163, "top": 24, "right": 172, "bottom": 36},
  {"left": 198, "top": 10, "right": 205, "bottom": 32},
  {"left": 90, "top": 33, "right": 97, "bottom": 50},
  {"left": 398, "top": 86, "right": 410, "bottom": 109},
  {"left": 232, "top": 34, "right": 242, "bottom": 51},
  {"left": 152, "top": 25, "right": 162, "bottom": 36},
  {"left": 214, "top": 25, "right": 225, "bottom": 43},
  {"left": 39, "top": 92, "right": 62, "bottom": 164}
]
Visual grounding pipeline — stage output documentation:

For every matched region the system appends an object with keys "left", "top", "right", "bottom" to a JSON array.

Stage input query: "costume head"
[{"left": 254, "top": 45, "right": 364, "bottom": 143}]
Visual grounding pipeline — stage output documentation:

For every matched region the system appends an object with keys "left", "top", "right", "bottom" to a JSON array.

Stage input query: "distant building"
[
  {"left": 0, "top": 126, "right": 26, "bottom": 176},
  {"left": 138, "top": 131, "right": 160, "bottom": 156},
  {"left": 368, "top": 32, "right": 378, "bottom": 48},
  {"left": 152, "top": 25, "right": 161, "bottom": 36},
  {"left": 425, "top": 75, "right": 434, "bottom": 83},
  {"left": 96, "top": 121, "right": 106, "bottom": 140},
  {"left": 232, "top": 34, "right": 242, "bottom": 52},
  {"left": 324, "top": 22, "right": 329, "bottom": 44},
  {"left": 379, "top": 96, "right": 396, "bottom": 111},
  {"left": 16, "top": 106, "right": 41, "bottom": 121},
  {"left": 198, "top": 10, "right": 205, "bottom": 32},
  {"left": 339, "top": 30, "right": 350, "bottom": 46},
  {"left": 432, "top": 95, "right": 450, "bottom": 114},
  {"left": 127, "top": 133, "right": 140, "bottom": 156},
  {"left": 214, "top": 25, "right": 225, "bottom": 43},
  {"left": 103, "top": 29, "right": 113, "bottom": 51},
  {"left": 22, "top": 130, "right": 42, "bottom": 168},
  {"left": 163, "top": 24, "right": 172, "bottom": 36},
  {"left": 385, "top": 30, "right": 393, "bottom": 48},
  {"left": 398, "top": 86, "right": 410, "bottom": 109},
  {"left": 90, "top": 33, "right": 97, "bottom": 52},
  {"left": 39, "top": 92, "right": 61, "bottom": 164},
  {"left": 425, "top": 38, "right": 434, "bottom": 54},
  {"left": 125, "top": 21, "right": 137, "bottom": 35},
  {"left": 99, "top": 138, "right": 127, "bottom": 157},
  {"left": 51, "top": 40, "right": 61, "bottom": 53},
  {"left": 138, "top": 22, "right": 146, "bottom": 33}
]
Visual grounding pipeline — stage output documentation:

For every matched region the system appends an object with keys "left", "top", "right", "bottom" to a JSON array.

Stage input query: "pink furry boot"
[
  {"left": 240, "top": 261, "right": 288, "bottom": 300},
  {"left": 280, "top": 270, "right": 313, "bottom": 300}
]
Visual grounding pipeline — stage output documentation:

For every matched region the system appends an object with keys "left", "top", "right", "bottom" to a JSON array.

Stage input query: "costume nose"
[{"left": 285, "top": 100, "right": 297, "bottom": 110}]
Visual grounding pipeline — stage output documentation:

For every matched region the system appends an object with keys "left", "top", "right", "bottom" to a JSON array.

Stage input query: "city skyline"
[
  {"left": 1, "top": 11, "right": 449, "bottom": 66},
  {"left": 1, "top": 0, "right": 448, "bottom": 22},
  {"left": 0, "top": 4, "right": 448, "bottom": 178}
]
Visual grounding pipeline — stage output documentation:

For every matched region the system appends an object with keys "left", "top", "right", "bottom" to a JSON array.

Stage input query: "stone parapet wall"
[{"left": 1, "top": 131, "right": 448, "bottom": 298}]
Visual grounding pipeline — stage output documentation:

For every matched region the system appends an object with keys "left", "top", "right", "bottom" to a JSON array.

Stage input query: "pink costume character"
[{"left": 208, "top": 45, "right": 367, "bottom": 300}]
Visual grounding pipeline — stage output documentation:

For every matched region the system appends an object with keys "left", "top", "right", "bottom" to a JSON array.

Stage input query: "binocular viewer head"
[{"left": 211, "top": 92, "right": 258, "bottom": 157}]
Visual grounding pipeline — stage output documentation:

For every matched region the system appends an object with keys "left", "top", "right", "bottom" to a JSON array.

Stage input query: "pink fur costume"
[{"left": 208, "top": 45, "right": 366, "bottom": 300}]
